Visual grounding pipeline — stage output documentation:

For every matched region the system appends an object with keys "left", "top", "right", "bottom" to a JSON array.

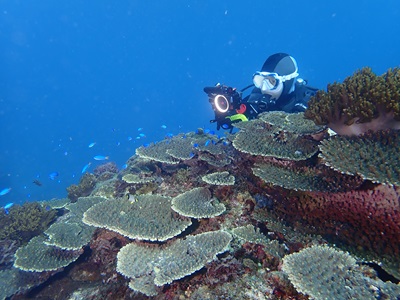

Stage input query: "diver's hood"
[{"left": 260, "top": 53, "right": 298, "bottom": 96}]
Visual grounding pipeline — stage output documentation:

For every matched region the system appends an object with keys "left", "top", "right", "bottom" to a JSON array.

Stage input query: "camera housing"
[{"left": 204, "top": 84, "right": 243, "bottom": 130}]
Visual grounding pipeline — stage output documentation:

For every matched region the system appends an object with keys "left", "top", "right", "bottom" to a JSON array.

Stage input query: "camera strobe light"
[{"left": 214, "top": 94, "right": 229, "bottom": 113}]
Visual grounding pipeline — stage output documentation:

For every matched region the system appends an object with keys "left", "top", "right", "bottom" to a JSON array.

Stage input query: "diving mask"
[{"left": 253, "top": 70, "right": 299, "bottom": 99}]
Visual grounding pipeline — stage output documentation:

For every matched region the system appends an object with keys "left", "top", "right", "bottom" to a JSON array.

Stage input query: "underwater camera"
[{"left": 204, "top": 84, "right": 243, "bottom": 130}]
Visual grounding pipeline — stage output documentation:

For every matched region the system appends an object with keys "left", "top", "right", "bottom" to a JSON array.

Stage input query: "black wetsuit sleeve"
[{"left": 282, "top": 82, "right": 318, "bottom": 112}]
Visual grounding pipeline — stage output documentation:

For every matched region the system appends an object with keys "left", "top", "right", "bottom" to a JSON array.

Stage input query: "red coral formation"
[
  {"left": 89, "top": 229, "right": 130, "bottom": 273},
  {"left": 274, "top": 184, "right": 400, "bottom": 256}
]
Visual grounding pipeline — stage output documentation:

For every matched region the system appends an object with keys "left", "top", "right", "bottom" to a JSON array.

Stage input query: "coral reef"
[
  {"left": 230, "top": 225, "right": 270, "bottom": 245},
  {"left": 319, "top": 129, "right": 400, "bottom": 185},
  {"left": 171, "top": 187, "right": 226, "bottom": 218},
  {"left": 116, "top": 230, "right": 232, "bottom": 296},
  {"left": 44, "top": 221, "right": 95, "bottom": 250},
  {"left": 0, "top": 202, "right": 57, "bottom": 243},
  {"left": 232, "top": 117, "right": 319, "bottom": 160},
  {"left": 67, "top": 173, "right": 97, "bottom": 201},
  {"left": 0, "top": 239, "right": 18, "bottom": 269},
  {"left": 82, "top": 195, "right": 192, "bottom": 241},
  {"left": 4, "top": 97, "right": 400, "bottom": 299},
  {"left": 14, "top": 235, "right": 83, "bottom": 272},
  {"left": 252, "top": 161, "right": 359, "bottom": 192},
  {"left": 282, "top": 245, "right": 400, "bottom": 299},
  {"left": 259, "top": 111, "right": 325, "bottom": 135},
  {"left": 202, "top": 171, "right": 235, "bottom": 186},
  {"left": 122, "top": 173, "right": 154, "bottom": 184},
  {"left": 40, "top": 197, "right": 71, "bottom": 209},
  {"left": 275, "top": 184, "right": 400, "bottom": 258},
  {"left": 305, "top": 67, "right": 400, "bottom": 135},
  {"left": 93, "top": 162, "right": 119, "bottom": 177}
]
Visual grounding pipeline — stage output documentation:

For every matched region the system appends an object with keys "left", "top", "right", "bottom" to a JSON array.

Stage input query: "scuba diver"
[{"left": 204, "top": 53, "right": 318, "bottom": 131}]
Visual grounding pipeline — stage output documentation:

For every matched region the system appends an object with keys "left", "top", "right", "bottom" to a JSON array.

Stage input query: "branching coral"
[
  {"left": 0, "top": 202, "right": 57, "bottom": 243},
  {"left": 305, "top": 67, "right": 400, "bottom": 135},
  {"left": 67, "top": 173, "right": 97, "bottom": 201}
]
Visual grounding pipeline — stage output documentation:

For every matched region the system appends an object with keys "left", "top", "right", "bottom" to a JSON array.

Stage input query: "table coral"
[
  {"left": 116, "top": 231, "right": 232, "bottom": 296},
  {"left": 305, "top": 67, "right": 400, "bottom": 135},
  {"left": 232, "top": 117, "right": 319, "bottom": 160},
  {"left": 319, "top": 129, "right": 400, "bottom": 186},
  {"left": 14, "top": 235, "right": 83, "bottom": 272},
  {"left": 282, "top": 245, "right": 400, "bottom": 299},
  {"left": 82, "top": 195, "right": 192, "bottom": 241},
  {"left": 171, "top": 187, "right": 226, "bottom": 218},
  {"left": 202, "top": 171, "right": 235, "bottom": 186}
]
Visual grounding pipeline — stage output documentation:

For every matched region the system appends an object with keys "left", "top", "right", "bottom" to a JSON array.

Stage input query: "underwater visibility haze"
[
  {"left": 0, "top": 1, "right": 400, "bottom": 299},
  {"left": 1, "top": 0, "right": 399, "bottom": 205}
]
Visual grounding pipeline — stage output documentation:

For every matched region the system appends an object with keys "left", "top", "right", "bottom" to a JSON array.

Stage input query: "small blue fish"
[
  {"left": 139, "top": 133, "right": 146, "bottom": 138},
  {"left": 4, "top": 203, "right": 13, "bottom": 209},
  {"left": 161, "top": 125, "right": 167, "bottom": 129},
  {"left": 212, "top": 140, "right": 217, "bottom": 145},
  {"left": 189, "top": 152, "right": 195, "bottom": 158},
  {"left": 127, "top": 136, "right": 133, "bottom": 141},
  {"left": 138, "top": 127, "right": 143, "bottom": 131},
  {"left": 193, "top": 143, "right": 199, "bottom": 148},
  {"left": 81, "top": 162, "right": 92, "bottom": 174},
  {"left": 121, "top": 164, "right": 128, "bottom": 169},
  {"left": 94, "top": 155, "right": 109, "bottom": 161},
  {"left": 209, "top": 130, "right": 215, "bottom": 135},
  {"left": 49, "top": 172, "right": 59, "bottom": 180},
  {"left": 88, "top": 142, "right": 96, "bottom": 148},
  {"left": 3, "top": 202, "right": 13, "bottom": 215},
  {"left": 204, "top": 129, "right": 210, "bottom": 134},
  {"left": 204, "top": 140, "right": 210, "bottom": 146},
  {"left": 143, "top": 143, "right": 150, "bottom": 148},
  {"left": 165, "top": 133, "right": 174, "bottom": 138},
  {"left": 0, "top": 187, "right": 11, "bottom": 196}
]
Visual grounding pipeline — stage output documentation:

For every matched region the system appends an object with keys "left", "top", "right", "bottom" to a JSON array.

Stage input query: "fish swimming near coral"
[
  {"left": 81, "top": 162, "right": 92, "bottom": 173},
  {"left": 0, "top": 187, "right": 11, "bottom": 196},
  {"left": 3, "top": 202, "right": 13, "bottom": 214},
  {"left": 93, "top": 155, "right": 109, "bottom": 161}
]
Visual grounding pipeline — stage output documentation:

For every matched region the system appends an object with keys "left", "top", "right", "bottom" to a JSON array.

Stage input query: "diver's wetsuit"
[{"left": 241, "top": 80, "right": 318, "bottom": 120}]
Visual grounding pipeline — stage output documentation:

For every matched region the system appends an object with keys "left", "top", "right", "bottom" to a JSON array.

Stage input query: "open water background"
[{"left": 1, "top": 0, "right": 399, "bottom": 206}]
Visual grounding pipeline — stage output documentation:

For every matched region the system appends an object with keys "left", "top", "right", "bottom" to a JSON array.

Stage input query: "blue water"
[{"left": 1, "top": 0, "right": 399, "bottom": 206}]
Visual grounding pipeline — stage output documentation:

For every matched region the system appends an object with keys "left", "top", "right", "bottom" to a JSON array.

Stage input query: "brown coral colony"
[{"left": 305, "top": 67, "right": 400, "bottom": 135}]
